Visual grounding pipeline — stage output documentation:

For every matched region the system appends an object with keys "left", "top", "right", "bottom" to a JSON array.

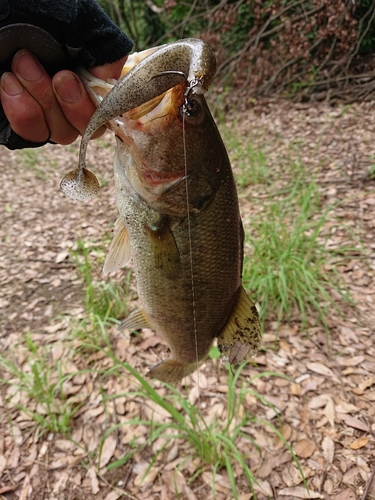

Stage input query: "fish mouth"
[
  {"left": 125, "top": 81, "right": 185, "bottom": 129},
  {"left": 122, "top": 81, "right": 188, "bottom": 194},
  {"left": 80, "top": 50, "right": 200, "bottom": 202}
]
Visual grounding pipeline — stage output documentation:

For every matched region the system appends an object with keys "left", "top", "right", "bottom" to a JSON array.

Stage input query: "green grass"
[
  {"left": 236, "top": 151, "right": 355, "bottom": 330},
  {"left": 0, "top": 333, "right": 83, "bottom": 435},
  {"left": 219, "top": 121, "right": 270, "bottom": 187},
  {"left": 80, "top": 330, "right": 304, "bottom": 499},
  {"left": 70, "top": 238, "right": 132, "bottom": 325},
  {"left": 16, "top": 149, "right": 57, "bottom": 180}
]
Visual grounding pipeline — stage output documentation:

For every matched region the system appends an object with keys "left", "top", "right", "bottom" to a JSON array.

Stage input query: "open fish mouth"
[
  {"left": 80, "top": 64, "right": 200, "bottom": 197},
  {"left": 61, "top": 38, "right": 216, "bottom": 202}
]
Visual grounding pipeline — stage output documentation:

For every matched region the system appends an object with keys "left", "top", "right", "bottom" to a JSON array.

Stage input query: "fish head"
[{"left": 113, "top": 81, "right": 228, "bottom": 217}]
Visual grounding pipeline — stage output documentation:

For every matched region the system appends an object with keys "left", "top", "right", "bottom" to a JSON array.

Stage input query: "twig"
[
  {"left": 144, "top": 0, "right": 163, "bottom": 14},
  {"left": 96, "top": 470, "right": 138, "bottom": 500},
  {"left": 217, "top": 0, "right": 311, "bottom": 75},
  {"left": 361, "top": 466, "right": 375, "bottom": 500}
]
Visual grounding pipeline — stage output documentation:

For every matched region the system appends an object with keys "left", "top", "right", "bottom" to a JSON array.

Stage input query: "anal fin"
[
  {"left": 147, "top": 358, "right": 199, "bottom": 384},
  {"left": 217, "top": 286, "right": 261, "bottom": 364},
  {"left": 119, "top": 308, "right": 151, "bottom": 332},
  {"left": 103, "top": 218, "right": 131, "bottom": 274}
]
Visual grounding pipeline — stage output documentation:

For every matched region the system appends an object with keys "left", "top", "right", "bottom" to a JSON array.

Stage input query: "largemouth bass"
[{"left": 61, "top": 39, "right": 261, "bottom": 383}]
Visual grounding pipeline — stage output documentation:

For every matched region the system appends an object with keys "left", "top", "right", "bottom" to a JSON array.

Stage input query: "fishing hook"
[
  {"left": 148, "top": 70, "right": 188, "bottom": 82},
  {"left": 147, "top": 70, "right": 203, "bottom": 116}
]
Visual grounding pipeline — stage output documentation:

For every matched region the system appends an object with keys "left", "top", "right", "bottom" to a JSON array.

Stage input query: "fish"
[{"left": 60, "top": 39, "right": 261, "bottom": 383}]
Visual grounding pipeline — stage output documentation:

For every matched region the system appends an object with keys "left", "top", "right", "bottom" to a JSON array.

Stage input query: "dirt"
[{"left": 1, "top": 99, "right": 375, "bottom": 500}]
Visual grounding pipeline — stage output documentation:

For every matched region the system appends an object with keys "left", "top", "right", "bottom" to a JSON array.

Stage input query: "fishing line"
[{"left": 182, "top": 98, "right": 203, "bottom": 458}]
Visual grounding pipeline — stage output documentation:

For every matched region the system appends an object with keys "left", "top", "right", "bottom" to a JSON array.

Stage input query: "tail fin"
[{"left": 147, "top": 358, "right": 200, "bottom": 384}]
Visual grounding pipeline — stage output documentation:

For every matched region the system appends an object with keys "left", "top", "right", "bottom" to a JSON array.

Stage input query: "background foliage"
[{"left": 98, "top": 0, "right": 375, "bottom": 102}]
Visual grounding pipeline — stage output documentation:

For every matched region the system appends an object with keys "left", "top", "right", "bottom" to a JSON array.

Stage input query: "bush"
[{"left": 98, "top": 0, "right": 375, "bottom": 101}]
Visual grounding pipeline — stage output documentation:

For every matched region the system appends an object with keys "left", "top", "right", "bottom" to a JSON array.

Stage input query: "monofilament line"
[
  {"left": 182, "top": 111, "right": 199, "bottom": 372},
  {"left": 182, "top": 106, "right": 203, "bottom": 457}
]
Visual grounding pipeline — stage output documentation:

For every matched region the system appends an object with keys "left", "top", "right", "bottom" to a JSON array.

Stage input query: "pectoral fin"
[
  {"left": 217, "top": 286, "right": 261, "bottom": 364},
  {"left": 103, "top": 218, "right": 131, "bottom": 274},
  {"left": 145, "top": 222, "right": 181, "bottom": 279},
  {"left": 119, "top": 308, "right": 151, "bottom": 332}
]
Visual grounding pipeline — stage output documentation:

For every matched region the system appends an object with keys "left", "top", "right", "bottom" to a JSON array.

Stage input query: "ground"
[{"left": 0, "top": 99, "right": 375, "bottom": 500}]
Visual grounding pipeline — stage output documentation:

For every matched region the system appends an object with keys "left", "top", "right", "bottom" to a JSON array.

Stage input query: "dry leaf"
[
  {"left": 294, "top": 439, "right": 316, "bottom": 458},
  {"left": 337, "top": 413, "right": 370, "bottom": 432},
  {"left": 19, "top": 474, "right": 30, "bottom": 500},
  {"left": 350, "top": 437, "right": 369, "bottom": 450},
  {"left": 335, "top": 400, "right": 359, "bottom": 414},
  {"left": 281, "top": 463, "right": 303, "bottom": 487},
  {"left": 42, "top": 321, "right": 66, "bottom": 333},
  {"left": 183, "top": 485, "right": 198, "bottom": 500},
  {"left": 308, "top": 394, "right": 330, "bottom": 409},
  {"left": 7, "top": 447, "right": 20, "bottom": 469},
  {"left": 49, "top": 455, "right": 82, "bottom": 469},
  {"left": 306, "top": 362, "right": 335, "bottom": 378},
  {"left": 52, "top": 471, "right": 69, "bottom": 494},
  {"left": 334, "top": 489, "right": 356, "bottom": 500},
  {"left": 165, "top": 443, "right": 179, "bottom": 463},
  {"left": 337, "top": 356, "right": 364, "bottom": 367},
  {"left": 139, "top": 335, "right": 161, "bottom": 350},
  {"left": 322, "top": 436, "right": 335, "bottom": 464},
  {"left": 252, "top": 479, "right": 272, "bottom": 496},
  {"left": 278, "top": 486, "right": 323, "bottom": 498},
  {"left": 357, "top": 376, "right": 375, "bottom": 393},
  {"left": 324, "top": 397, "right": 335, "bottom": 428},
  {"left": 164, "top": 470, "right": 186, "bottom": 494},
  {"left": 0, "top": 455, "right": 6, "bottom": 476},
  {"left": 103, "top": 492, "right": 122, "bottom": 500},
  {"left": 87, "top": 467, "right": 100, "bottom": 494},
  {"left": 257, "top": 458, "right": 274, "bottom": 479},
  {"left": 357, "top": 456, "right": 370, "bottom": 472},
  {"left": 99, "top": 435, "right": 117, "bottom": 468},
  {"left": 55, "top": 439, "right": 75, "bottom": 452},
  {"left": 134, "top": 466, "right": 159, "bottom": 487},
  {"left": 342, "top": 467, "right": 360, "bottom": 485},
  {"left": 55, "top": 250, "right": 69, "bottom": 263}
]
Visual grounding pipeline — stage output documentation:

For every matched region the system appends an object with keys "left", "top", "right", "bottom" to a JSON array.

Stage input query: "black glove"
[{"left": 0, "top": 0, "right": 133, "bottom": 150}]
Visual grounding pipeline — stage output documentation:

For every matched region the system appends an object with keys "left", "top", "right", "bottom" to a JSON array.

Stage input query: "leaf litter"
[{"left": 0, "top": 100, "right": 375, "bottom": 499}]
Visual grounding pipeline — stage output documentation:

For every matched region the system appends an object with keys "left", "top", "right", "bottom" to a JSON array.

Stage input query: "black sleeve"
[{"left": 0, "top": 0, "right": 134, "bottom": 150}]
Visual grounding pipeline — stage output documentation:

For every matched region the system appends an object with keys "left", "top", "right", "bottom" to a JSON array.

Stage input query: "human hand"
[
  {"left": 0, "top": 50, "right": 127, "bottom": 145},
  {"left": 0, "top": 0, "right": 133, "bottom": 149}
]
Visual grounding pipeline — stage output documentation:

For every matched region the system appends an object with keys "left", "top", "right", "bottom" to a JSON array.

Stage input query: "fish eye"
[{"left": 180, "top": 98, "right": 202, "bottom": 123}]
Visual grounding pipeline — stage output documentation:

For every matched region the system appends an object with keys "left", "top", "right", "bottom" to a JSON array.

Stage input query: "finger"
[
  {"left": 52, "top": 71, "right": 106, "bottom": 139},
  {"left": 12, "top": 50, "right": 79, "bottom": 144},
  {"left": 90, "top": 56, "right": 128, "bottom": 80},
  {"left": 0, "top": 72, "right": 49, "bottom": 142},
  {"left": 59, "top": 56, "right": 128, "bottom": 138}
]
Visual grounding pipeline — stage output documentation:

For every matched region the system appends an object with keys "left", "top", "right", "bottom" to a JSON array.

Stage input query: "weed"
[
  {"left": 70, "top": 238, "right": 131, "bottom": 324},
  {"left": 0, "top": 333, "right": 83, "bottom": 435},
  {"left": 17, "top": 149, "right": 47, "bottom": 180},
  {"left": 98, "top": 347, "right": 304, "bottom": 499},
  {"left": 220, "top": 122, "right": 270, "bottom": 186},
  {"left": 242, "top": 171, "right": 353, "bottom": 329}
]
